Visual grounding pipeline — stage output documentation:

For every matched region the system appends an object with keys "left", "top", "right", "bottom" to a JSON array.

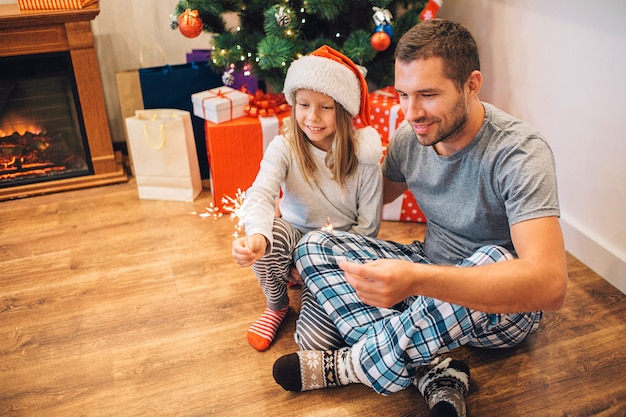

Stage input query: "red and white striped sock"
[{"left": 247, "top": 307, "right": 289, "bottom": 351}]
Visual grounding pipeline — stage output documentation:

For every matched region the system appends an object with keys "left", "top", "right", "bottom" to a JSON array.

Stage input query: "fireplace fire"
[
  {"left": 0, "top": 4, "right": 126, "bottom": 200},
  {"left": 1, "top": 52, "right": 92, "bottom": 187},
  {"left": 0, "top": 121, "right": 87, "bottom": 184}
]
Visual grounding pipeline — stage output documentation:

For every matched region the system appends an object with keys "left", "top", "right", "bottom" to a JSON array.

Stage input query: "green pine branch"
[{"left": 173, "top": 0, "right": 432, "bottom": 91}]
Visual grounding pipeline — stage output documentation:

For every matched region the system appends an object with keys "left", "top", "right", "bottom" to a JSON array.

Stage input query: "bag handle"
[
  {"left": 142, "top": 113, "right": 166, "bottom": 150},
  {"left": 140, "top": 44, "right": 167, "bottom": 68}
]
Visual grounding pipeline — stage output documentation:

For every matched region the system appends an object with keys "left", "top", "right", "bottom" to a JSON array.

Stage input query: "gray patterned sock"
[{"left": 416, "top": 357, "right": 470, "bottom": 417}]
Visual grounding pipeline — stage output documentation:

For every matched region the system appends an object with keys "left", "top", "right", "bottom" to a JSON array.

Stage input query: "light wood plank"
[{"left": 0, "top": 181, "right": 624, "bottom": 417}]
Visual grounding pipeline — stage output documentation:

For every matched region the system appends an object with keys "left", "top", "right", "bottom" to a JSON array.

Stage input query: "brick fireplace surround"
[{"left": 0, "top": 3, "right": 127, "bottom": 200}]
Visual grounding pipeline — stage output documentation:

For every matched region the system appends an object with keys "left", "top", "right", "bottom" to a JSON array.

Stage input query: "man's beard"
[{"left": 414, "top": 97, "right": 467, "bottom": 148}]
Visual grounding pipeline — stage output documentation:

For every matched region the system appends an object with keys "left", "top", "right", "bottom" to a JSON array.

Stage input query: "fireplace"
[
  {"left": 1, "top": 51, "right": 92, "bottom": 186},
  {"left": 0, "top": 3, "right": 126, "bottom": 200}
]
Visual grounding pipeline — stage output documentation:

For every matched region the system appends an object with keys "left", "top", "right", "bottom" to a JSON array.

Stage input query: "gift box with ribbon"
[
  {"left": 204, "top": 111, "right": 290, "bottom": 211},
  {"left": 382, "top": 181, "right": 427, "bottom": 223},
  {"left": 368, "top": 86, "right": 426, "bottom": 223},
  {"left": 245, "top": 91, "right": 290, "bottom": 118},
  {"left": 368, "top": 86, "right": 404, "bottom": 145},
  {"left": 192, "top": 86, "right": 249, "bottom": 124},
  {"left": 379, "top": 145, "right": 427, "bottom": 223}
]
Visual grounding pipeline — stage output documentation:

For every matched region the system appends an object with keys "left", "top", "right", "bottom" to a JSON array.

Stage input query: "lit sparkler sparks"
[
  {"left": 192, "top": 202, "right": 222, "bottom": 220},
  {"left": 321, "top": 216, "right": 334, "bottom": 233},
  {"left": 193, "top": 188, "right": 261, "bottom": 250},
  {"left": 321, "top": 216, "right": 339, "bottom": 246},
  {"left": 221, "top": 188, "right": 248, "bottom": 244},
  {"left": 191, "top": 188, "right": 249, "bottom": 245}
]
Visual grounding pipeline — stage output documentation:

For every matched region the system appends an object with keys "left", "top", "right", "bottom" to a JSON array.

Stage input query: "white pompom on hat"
[{"left": 283, "top": 45, "right": 370, "bottom": 125}]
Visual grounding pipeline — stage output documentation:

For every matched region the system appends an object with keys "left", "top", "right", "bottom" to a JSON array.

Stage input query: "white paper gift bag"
[{"left": 125, "top": 109, "right": 202, "bottom": 201}]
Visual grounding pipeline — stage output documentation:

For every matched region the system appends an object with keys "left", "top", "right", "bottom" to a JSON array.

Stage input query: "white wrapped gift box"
[{"left": 192, "top": 86, "right": 249, "bottom": 124}]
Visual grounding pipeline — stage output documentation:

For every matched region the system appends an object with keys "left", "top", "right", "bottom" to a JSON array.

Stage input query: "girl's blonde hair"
[{"left": 282, "top": 98, "right": 358, "bottom": 190}]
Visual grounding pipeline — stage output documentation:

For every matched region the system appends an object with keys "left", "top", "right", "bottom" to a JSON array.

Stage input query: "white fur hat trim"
[{"left": 283, "top": 55, "right": 361, "bottom": 117}]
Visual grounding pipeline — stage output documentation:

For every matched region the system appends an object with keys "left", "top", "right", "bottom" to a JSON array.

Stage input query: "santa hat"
[{"left": 283, "top": 45, "right": 370, "bottom": 125}]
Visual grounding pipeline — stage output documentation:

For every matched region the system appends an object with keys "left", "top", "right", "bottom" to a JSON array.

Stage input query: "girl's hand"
[{"left": 231, "top": 233, "right": 268, "bottom": 267}]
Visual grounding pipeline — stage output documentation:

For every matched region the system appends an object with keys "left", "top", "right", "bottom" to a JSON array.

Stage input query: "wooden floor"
[{"left": 1, "top": 180, "right": 625, "bottom": 417}]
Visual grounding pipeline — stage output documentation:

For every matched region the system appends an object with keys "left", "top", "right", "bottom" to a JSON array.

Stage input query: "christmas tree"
[{"left": 172, "top": 0, "right": 443, "bottom": 92}]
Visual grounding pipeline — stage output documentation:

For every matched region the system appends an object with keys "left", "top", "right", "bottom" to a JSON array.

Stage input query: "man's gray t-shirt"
[{"left": 382, "top": 102, "right": 560, "bottom": 265}]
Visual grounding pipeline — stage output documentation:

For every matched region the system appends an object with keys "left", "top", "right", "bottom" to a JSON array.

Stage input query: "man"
[{"left": 273, "top": 19, "right": 568, "bottom": 417}]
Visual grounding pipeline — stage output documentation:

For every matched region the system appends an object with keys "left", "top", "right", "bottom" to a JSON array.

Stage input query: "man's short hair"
[{"left": 395, "top": 19, "right": 480, "bottom": 90}]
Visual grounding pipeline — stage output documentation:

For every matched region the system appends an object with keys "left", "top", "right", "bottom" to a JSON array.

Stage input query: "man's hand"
[
  {"left": 232, "top": 233, "right": 267, "bottom": 267},
  {"left": 340, "top": 259, "right": 417, "bottom": 308}
]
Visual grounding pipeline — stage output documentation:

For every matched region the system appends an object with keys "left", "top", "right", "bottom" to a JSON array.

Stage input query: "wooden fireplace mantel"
[{"left": 0, "top": 3, "right": 127, "bottom": 200}]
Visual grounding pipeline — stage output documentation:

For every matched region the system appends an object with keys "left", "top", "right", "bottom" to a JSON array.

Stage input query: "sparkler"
[
  {"left": 192, "top": 202, "right": 222, "bottom": 220},
  {"left": 192, "top": 188, "right": 249, "bottom": 247},
  {"left": 321, "top": 216, "right": 339, "bottom": 246},
  {"left": 221, "top": 188, "right": 249, "bottom": 244},
  {"left": 321, "top": 216, "right": 334, "bottom": 233}
]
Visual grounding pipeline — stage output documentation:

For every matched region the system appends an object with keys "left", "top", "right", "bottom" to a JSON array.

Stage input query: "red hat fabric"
[{"left": 283, "top": 45, "right": 370, "bottom": 126}]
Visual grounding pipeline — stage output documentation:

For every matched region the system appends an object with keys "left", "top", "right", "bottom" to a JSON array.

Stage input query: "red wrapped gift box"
[
  {"left": 380, "top": 145, "right": 427, "bottom": 223},
  {"left": 205, "top": 113, "right": 289, "bottom": 211},
  {"left": 382, "top": 183, "right": 427, "bottom": 223},
  {"left": 205, "top": 84, "right": 426, "bottom": 222},
  {"left": 369, "top": 87, "right": 426, "bottom": 223},
  {"left": 368, "top": 86, "right": 404, "bottom": 145}
]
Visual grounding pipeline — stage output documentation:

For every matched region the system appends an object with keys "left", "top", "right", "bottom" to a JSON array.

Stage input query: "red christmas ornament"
[
  {"left": 370, "top": 31, "right": 391, "bottom": 52},
  {"left": 420, "top": 0, "right": 443, "bottom": 21},
  {"left": 178, "top": 9, "right": 203, "bottom": 38}
]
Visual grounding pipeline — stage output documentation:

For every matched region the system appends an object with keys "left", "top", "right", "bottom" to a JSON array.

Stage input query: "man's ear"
[{"left": 466, "top": 70, "right": 482, "bottom": 96}]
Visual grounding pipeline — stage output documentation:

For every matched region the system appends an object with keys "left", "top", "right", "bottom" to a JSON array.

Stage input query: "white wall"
[{"left": 441, "top": 0, "right": 626, "bottom": 294}]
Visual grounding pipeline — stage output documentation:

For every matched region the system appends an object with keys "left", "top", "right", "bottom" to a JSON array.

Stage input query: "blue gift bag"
[{"left": 138, "top": 61, "right": 222, "bottom": 179}]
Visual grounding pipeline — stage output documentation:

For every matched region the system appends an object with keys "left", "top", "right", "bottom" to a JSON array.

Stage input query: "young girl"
[{"left": 231, "top": 46, "right": 383, "bottom": 351}]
